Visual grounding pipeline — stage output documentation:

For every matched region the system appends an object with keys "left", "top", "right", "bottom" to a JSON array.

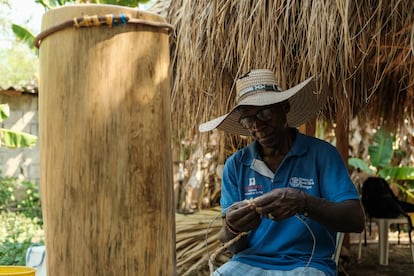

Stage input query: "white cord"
[
  {"left": 206, "top": 213, "right": 317, "bottom": 275},
  {"left": 294, "top": 214, "right": 316, "bottom": 274}
]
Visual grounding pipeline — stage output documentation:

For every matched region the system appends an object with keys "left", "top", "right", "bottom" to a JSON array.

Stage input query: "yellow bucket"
[{"left": 0, "top": 266, "right": 35, "bottom": 276}]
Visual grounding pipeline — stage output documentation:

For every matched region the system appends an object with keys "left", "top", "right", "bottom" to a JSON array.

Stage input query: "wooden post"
[
  {"left": 38, "top": 5, "right": 175, "bottom": 275},
  {"left": 335, "top": 98, "right": 351, "bottom": 249}
]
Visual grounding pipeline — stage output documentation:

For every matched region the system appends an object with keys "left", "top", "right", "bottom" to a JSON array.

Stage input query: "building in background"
[{"left": 0, "top": 88, "right": 39, "bottom": 183}]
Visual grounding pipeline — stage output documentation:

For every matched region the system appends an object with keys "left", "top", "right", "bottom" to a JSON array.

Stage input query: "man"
[{"left": 199, "top": 69, "right": 365, "bottom": 276}]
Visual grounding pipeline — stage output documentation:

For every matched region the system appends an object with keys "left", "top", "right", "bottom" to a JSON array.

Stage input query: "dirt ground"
[{"left": 339, "top": 233, "right": 414, "bottom": 276}]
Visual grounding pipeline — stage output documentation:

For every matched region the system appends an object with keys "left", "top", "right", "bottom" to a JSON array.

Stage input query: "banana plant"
[
  {"left": 348, "top": 128, "right": 414, "bottom": 198},
  {"left": 0, "top": 104, "right": 38, "bottom": 148},
  {"left": 11, "top": 24, "right": 36, "bottom": 52}
]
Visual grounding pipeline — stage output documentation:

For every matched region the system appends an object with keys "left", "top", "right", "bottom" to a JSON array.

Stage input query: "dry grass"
[{"left": 176, "top": 207, "right": 230, "bottom": 276}]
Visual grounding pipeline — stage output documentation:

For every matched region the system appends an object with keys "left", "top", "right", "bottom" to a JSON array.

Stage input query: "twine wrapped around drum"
[{"left": 38, "top": 4, "right": 175, "bottom": 275}]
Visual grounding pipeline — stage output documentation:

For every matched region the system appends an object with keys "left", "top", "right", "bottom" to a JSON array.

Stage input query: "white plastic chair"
[
  {"left": 333, "top": 232, "right": 345, "bottom": 265},
  {"left": 357, "top": 217, "right": 414, "bottom": 265}
]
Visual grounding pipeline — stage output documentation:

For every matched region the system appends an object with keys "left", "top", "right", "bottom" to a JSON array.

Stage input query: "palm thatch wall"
[{"left": 150, "top": 0, "right": 414, "bottom": 160}]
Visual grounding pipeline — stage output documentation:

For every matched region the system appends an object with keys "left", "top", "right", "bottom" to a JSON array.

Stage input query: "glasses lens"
[
  {"left": 256, "top": 108, "right": 273, "bottom": 122},
  {"left": 239, "top": 107, "right": 273, "bottom": 129}
]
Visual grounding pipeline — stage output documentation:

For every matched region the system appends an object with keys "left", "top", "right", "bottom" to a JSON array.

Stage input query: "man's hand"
[
  {"left": 253, "top": 188, "right": 306, "bottom": 221},
  {"left": 225, "top": 200, "right": 262, "bottom": 233}
]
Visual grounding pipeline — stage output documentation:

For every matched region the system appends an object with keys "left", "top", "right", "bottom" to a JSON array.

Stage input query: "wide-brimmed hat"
[{"left": 198, "top": 69, "right": 326, "bottom": 136}]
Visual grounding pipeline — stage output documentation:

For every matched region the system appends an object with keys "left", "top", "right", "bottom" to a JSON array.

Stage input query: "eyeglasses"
[{"left": 239, "top": 107, "right": 274, "bottom": 129}]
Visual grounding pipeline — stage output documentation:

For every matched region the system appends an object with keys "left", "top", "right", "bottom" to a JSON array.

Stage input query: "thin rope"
[
  {"left": 294, "top": 214, "right": 316, "bottom": 274},
  {"left": 34, "top": 13, "right": 174, "bottom": 48}
]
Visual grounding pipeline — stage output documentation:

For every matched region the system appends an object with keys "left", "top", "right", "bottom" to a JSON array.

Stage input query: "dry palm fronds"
[
  {"left": 160, "top": 0, "right": 414, "bottom": 158},
  {"left": 176, "top": 207, "right": 230, "bottom": 276}
]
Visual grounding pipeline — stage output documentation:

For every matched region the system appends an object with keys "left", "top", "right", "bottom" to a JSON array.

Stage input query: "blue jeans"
[{"left": 214, "top": 261, "right": 326, "bottom": 276}]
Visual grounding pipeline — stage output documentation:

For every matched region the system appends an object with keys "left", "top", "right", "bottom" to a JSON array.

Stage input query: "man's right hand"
[{"left": 225, "top": 200, "right": 262, "bottom": 233}]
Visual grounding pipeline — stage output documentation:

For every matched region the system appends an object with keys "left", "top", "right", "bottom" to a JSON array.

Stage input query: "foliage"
[
  {"left": 0, "top": 174, "right": 14, "bottom": 211},
  {"left": 11, "top": 24, "right": 36, "bottom": 53},
  {"left": 0, "top": 212, "right": 44, "bottom": 266},
  {"left": 348, "top": 128, "right": 414, "bottom": 198},
  {"left": 17, "top": 181, "right": 43, "bottom": 224},
  {"left": 0, "top": 43, "right": 39, "bottom": 88},
  {"left": 0, "top": 174, "right": 44, "bottom": 266},
  {"left": 368, "top": 129, "right": 393, "bottom": 169},
  {"left": 0, "top": 104, "right": 38, "bottom": 148},
  {"left": 349, "top": 128, "right": 414, "bottom": 180},
  {"left": 0, "top": 175, "right": 43, "bottom": 224}
]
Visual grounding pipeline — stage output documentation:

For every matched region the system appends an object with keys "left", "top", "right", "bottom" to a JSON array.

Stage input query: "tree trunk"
[{"left": 335, "top": 99, "right": 351, "bottom": 249}]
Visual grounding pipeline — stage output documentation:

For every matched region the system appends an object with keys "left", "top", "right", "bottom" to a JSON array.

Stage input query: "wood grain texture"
[{"left": 39, "top": 4, "right": 175, "bottom": 275}]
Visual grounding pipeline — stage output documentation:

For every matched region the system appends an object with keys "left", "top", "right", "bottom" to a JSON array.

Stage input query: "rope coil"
[{"left": 34, "top": 13, "right": 174, "bottom": 48}]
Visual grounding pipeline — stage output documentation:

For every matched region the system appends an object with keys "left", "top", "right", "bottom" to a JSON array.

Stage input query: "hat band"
[{"left": 237, "top": 84, "right": 282, "bottom": 101}]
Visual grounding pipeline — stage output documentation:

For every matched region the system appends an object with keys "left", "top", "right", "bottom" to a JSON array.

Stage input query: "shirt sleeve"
[
  {"left": 220, "top": 154, "right": 242, "bottom": 215},
  {"left": 317, "top": 142, "right": 360, "bottom": 202}
]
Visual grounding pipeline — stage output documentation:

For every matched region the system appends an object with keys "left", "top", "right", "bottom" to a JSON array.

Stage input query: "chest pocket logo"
[
  {"left": 289, "top": 177, "right": 314, "bottom": 190},
  {"left": 244, "top": 177, "right": 263, "bottom": 197}
]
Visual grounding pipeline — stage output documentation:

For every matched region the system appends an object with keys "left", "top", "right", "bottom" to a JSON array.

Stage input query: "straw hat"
[{"left": 198, "top": 69, "right": 326, "bottom": 136}]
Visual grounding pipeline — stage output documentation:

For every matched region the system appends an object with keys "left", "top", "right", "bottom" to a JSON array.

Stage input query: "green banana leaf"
[
  {"left": 11, "top": 24, "right": 36, "bottom": 51},
  {"left": 1, "top": 104, "right": 38, "bottom": 148},
  {"left": 0, "top": 129, "right": 38, "bottom": 148},
  {"left": 378, "top": 167, "right": 414, "bottom": 180},
  {"left": 348, "top": 158, "right": 373, "bottom": 175},
  {"left": 368, "top": 129, "right": 393, "bottom": 169}
]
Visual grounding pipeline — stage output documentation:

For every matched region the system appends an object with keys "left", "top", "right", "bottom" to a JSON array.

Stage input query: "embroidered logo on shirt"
[
  {"left": 289, "top": 177, "right": 314, "bottom": 189},
  {"left": 249, "top": 178, "right": 256, "bottom": 186},
  {"left": 244, "top": 177, "right": 263, "bottom": 197}
]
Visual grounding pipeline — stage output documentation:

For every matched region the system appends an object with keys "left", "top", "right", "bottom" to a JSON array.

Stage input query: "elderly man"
[{"left": 199, "top": 69, "right": 365, "bottom": 276}]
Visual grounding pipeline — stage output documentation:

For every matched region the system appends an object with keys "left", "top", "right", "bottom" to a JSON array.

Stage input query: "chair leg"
[
  {"left": 358, "top": 229, "right": 363, "bottom": 260},
  {"left": 397, "top": 224, "right": 401, "bottom": 245}
]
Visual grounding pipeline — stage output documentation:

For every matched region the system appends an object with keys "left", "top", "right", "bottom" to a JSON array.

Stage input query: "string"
[
  {"left": 294, "top": 214, "right": 316, "bottom": 274},
  {"left": 205, "top": 211, "right": 317, "bottom": 275}
]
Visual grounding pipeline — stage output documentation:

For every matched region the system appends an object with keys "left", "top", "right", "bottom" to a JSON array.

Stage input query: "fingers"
[
  {"left": 226, "top": 200, "right": 262, "bottom": 232},
  {"left": 252, "top": 192, "right": 275, "bottom": 207},
  {"left": 253, "top": 188, "right": 302, "bottom": 220},
  {"left": 226, "top": 189, "right": 304, "bottom": 229},
  {"left": 232, "top": 211, "right": 261, "bottom": 228}
]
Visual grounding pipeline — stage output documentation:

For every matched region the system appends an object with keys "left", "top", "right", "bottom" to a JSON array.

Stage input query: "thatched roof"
[{"left": 150, "top": 0, "right": 413, "bottom": 151}]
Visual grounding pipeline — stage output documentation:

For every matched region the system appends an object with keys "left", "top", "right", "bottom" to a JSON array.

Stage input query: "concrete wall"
[{"left": 0, "top": 92, "right": 39, "bottom": 183}]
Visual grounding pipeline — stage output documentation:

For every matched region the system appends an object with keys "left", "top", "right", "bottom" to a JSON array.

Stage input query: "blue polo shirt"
[{"left": 220, "top": 130, "right": 360, "bottom": 276}]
